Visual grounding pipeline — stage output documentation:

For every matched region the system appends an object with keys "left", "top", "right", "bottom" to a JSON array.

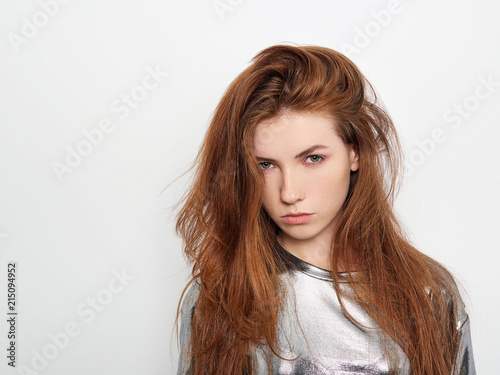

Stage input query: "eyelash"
[{"left": 258, "top": 155, "right": 324, "bottom": 170}]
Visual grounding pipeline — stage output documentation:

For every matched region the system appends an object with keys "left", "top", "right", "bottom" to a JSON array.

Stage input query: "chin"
[{"left": 280, "top": 228, "right": 321, "bottom": 242}]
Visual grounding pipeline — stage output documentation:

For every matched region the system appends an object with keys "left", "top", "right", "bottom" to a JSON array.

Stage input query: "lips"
[{"left": 281, "top": 212, "right": 314, "bottom": 224}]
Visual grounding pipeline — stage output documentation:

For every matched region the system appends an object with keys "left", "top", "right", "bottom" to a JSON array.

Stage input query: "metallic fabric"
[{"left": 177, "top": 246, "right": 476, "bottom": 374}]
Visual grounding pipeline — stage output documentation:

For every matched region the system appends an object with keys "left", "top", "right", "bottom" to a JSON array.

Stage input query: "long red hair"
[{"left": 175, "top": 44, "right": 462, "bottom": 374}]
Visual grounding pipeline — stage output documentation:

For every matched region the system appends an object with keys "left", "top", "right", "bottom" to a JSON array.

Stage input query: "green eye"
[
  {"left": 307, "top": 155, "right": 323, "bottom": 163},
  {"left": 259, "top": 162, "right": 272, "bottom": 169}
]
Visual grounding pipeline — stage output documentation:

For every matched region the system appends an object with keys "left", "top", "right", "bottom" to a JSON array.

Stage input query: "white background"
[{"left": 0, "top": 0, "right": 499, "bottom": 374}]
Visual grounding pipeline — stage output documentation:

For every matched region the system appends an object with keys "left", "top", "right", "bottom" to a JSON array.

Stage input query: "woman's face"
[{"left": 253, "top": 111, "right": 359, "bottom": 256}]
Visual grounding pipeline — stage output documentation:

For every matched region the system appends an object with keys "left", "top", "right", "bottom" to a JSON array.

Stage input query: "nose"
[{"left": 280, "top": 169, "right": 304, "bottom": 204}]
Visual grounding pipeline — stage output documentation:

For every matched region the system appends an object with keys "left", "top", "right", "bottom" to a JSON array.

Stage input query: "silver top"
[{"left": 177, "top": 247, "right": 476, "bottom": 374}]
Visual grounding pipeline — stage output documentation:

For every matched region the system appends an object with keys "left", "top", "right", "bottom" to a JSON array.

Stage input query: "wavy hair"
[{"left": 175, "top": 44, "right": 462, "bottom": 374}]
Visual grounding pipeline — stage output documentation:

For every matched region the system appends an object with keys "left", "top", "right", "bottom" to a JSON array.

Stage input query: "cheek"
[
  {"left": 261, "top": 178, "right": 279, "bottom": 215},
  {"left": 313, "top": 172, "right": 350, "bottom": 204},
  {"left": 262, "top": 191, "right": 273, "bottom": 208}
]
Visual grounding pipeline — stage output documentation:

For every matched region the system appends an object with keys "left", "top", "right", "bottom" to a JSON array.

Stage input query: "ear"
[{"left": 349, "top": 144, "right": 360, "bottom": 172}]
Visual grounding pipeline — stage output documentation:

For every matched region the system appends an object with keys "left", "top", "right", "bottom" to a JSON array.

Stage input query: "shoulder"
[
  {"left": 428, "top": 265, "right": 477, "bottom": 373},
  {"left": 177, "top": 280, "right": 201, "bottom": 354},
  {"left": 426, "top": 260, "right": 469, "bottom": 330},
  {"left": 180, "top": 279, "right": 201, "bottom": 317},
  {"left": 177, "top": 280, "right": 200, "bottom": 375}
]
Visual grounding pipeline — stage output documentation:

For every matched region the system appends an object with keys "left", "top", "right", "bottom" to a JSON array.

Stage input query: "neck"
[
  {"left": 277, "top": 233, "right": 360, "bottom": 272},
  {"left": 277, "top": 233, "right": 332, "bottom": 270}
]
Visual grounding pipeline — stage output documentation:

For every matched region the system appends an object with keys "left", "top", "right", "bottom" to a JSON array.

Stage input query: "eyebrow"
[{"left": 255, "top": 144, "right": 329, "bottom": 162}]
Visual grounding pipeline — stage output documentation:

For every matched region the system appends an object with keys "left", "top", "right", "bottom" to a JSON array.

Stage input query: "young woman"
[{"left": 174, "top": 44, "right": 475, "bottom": 374}]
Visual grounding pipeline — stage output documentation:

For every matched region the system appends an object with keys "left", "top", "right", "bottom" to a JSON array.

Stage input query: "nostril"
[{"left": 280, "top": 186, "right": 301, "bottom": 204}]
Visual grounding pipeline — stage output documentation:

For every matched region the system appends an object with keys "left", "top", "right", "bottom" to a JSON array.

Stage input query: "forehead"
[{"left": 252, "top": 111, "right": 342, "bottom": 154}]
